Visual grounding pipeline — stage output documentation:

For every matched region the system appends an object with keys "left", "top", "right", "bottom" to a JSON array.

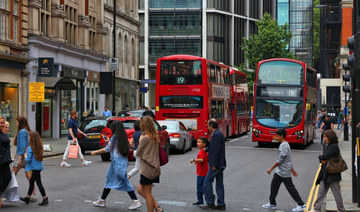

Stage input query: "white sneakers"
[
  {"left": 92, "top": 199, "right": 142, "bottom": 210},
  {"left": 128, "top": 200, "right": 142, "bottom": 210},
  {"left": 93, "top": 199, "right": 106, "bottom": 207},
  {"left": 60, "top": 160, "right": 92, "bottom": 167},
  {"left": 262, "top": 203, "right": 277, "bottom": 209},
  {"left": 60, "top": 161, "right": 71, "bottom": 168},
  {"left": 82, "top": 160, "right": 92, "bottom": 166},
  {"left": 292, "top": 204, "right": 306, "bottom": 211}
]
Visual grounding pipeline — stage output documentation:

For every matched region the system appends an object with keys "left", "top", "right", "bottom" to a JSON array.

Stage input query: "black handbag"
[{"left": 326, "top": 154, "right": 348, "bottom": 174}]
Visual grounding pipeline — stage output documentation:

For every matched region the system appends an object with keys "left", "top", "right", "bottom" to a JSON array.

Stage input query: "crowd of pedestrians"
[{"left": 0, "top": 108, "right": 347, "bottom": 212}]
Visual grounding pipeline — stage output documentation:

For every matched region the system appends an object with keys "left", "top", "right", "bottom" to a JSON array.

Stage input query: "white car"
[{"left": 158, "top": 120, "right": 192, "bottom": 153}]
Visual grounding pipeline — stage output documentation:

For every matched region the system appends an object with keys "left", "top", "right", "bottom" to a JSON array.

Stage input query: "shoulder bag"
[
  {"left": 159, "top": 146, "right": 168, "bottom": 166},
  {"left": 326, "top": 154, "right": 348, "bottom": 174}
]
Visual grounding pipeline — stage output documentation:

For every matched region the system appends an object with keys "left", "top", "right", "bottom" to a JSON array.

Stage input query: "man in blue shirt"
[
  {"left": 60, "top": 110, "right": 91, "bottom": 168},
  {"left": 201, "top": 120, "right": 226, "bottom": 210},
  {"left": 103, "top": 106, "right": 112, "bottom": 117}
]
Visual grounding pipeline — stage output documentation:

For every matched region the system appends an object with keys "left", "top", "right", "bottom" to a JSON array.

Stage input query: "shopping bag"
[
  {"left": 159, "top": 146, "right": 168, "bottom": 166},
  {"left": 2, "top": 172, "right": 20, "bottom": 202},
  {"left": 68, "top": 144, "right": 79, "bottom": 159}
]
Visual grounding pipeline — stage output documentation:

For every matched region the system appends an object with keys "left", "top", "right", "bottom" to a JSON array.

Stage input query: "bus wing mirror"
[{"left": 161, "top": 125, "right": 167, "bottom": 130}]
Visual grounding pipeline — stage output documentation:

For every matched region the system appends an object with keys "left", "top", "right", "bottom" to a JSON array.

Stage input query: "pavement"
[{"left": 325, "top": 129, "right": 360, "bottom": 212}]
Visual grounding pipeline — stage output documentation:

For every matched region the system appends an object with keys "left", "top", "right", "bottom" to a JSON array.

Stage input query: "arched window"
[
  {"left": 117, "top": 32, "right": 122, "bottom": 63},
  {"left": 124, "top": 35, "right": 128, "bottom": 64},
  {"left": 132, "top": 38, "right": 136, "bottom": 66}
]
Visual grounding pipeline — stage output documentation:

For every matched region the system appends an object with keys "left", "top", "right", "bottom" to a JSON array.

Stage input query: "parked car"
[
  {"left": 128, "top": 109, "right": 155, "bottom": 118},
  {"left": 99, "top": 116, "right": 170, "bottom": 162},
  {"left": 78, "top": 117, "right": 107, "bottom": 153},
  {"left": 157, "top": 120, "right": 192, "bottom": 153}
]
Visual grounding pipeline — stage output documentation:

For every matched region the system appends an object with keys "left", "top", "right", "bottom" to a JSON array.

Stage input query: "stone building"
[
  {"left": 27, "top": 0, "right": 107, "bottom": 138},
  {"left": 103, "top": 0, "right": 140, "bottom": 113},
  {"left": 0, "top": 0, "right": 29, "bottom": 136}
]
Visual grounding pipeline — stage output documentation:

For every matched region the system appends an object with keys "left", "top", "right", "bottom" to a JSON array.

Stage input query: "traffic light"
[{"left": 343, "top": 63, "right": 351, "bottom": 93}]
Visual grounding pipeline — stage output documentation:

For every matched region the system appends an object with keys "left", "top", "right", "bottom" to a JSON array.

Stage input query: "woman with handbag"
[
  {"left": 311, "top": 130, "right": 345, "bottom": 212},
  {"left": 90, "top": 121, "right": 142, "bottom": 210},
  {"left": 0, "top": 116, "right": 12, "bottom": 208},
  {"left": 136, "top": 116, "right": 163, "bottom": 212}
]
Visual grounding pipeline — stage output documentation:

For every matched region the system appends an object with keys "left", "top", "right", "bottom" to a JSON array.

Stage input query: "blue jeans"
[
  {"left": 196, "top": 176, "right": 206, "bottom": 203},
  {"left": 203, "top": 168, "right": 225, "bottom": 206}
]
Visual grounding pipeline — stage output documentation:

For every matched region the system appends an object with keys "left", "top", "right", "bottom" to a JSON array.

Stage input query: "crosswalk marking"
[{"left": 158, "top": 200, "right": 187, "bottom": 207}]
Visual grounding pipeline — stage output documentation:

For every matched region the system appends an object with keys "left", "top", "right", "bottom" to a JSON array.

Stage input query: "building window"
[
  {"left": 0, "top": 0, "right": 8, "bottom": 10},
  {"left": 14, "top": 1, "right": 18, "bottom": 15},
  {"left": 13, "top": 17, "right": 18, "bottom": 41},
  {"left": 64, "top": 5, "right": 78, "bottom": 45},
  {"left": 0, "top": 15, "right": 6, "bottom": 40}
]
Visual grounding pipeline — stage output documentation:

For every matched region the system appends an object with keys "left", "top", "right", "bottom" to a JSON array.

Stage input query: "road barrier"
[{"left": 305, "top": 164, "right": 322, "bottom": 212}]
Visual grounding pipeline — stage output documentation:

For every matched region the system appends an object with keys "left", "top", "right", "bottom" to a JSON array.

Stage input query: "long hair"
[
  {"left": 323, "top": 129, "right": 338, "bottom": 144},
  {"left": 110, "top": 120, "right": 129, "bottom": 157},
  {"left": 0, "top": 116, "right": 4, "bottom": 132},
  {"left": 14, "top": 116, "right": 30, "bottom": 146},
  {"left": 29, "top": 131, "right": 44, "bottom": 161},
  {"left": 140, "top": 116, "right": 159, "bottom": 143}
]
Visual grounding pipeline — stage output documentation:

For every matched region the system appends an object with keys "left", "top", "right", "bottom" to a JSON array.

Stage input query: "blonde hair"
[
  {"left": 4, "top": 121, "right": 9, "bottom": 128},
  {"left": 140, "top": 116, "right": 159, "bottom": 143}
]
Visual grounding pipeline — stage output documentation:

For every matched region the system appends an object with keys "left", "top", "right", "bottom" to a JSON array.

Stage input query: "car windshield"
[
  {"left": 122, "top": 120, "right": 136, "bottom": 129},
  {"left": 158, "top": 121, "right": 179, "bottom": 131},
  {"left": 82, "top": 120, "right": 107, "bottom": 132},
  {"left": 255, "top": 99, "right": 303, "bottom": 128}
]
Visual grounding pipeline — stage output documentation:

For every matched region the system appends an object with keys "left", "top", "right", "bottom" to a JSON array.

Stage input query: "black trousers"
[
  {"left": 27, "top": 170, "right": 46, "bottom": 197},
  {"left": 101, "top": 188, "right": 137, "bottom": 200},
  {"left": 269, "top": 173, "right": 304, "bottom": 206}
]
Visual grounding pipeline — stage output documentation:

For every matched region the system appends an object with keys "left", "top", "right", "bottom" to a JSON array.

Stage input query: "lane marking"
[
  {"left": 158, "top": 200, "right": 187, "bottom": 207},
  {"left": 114, "top": 201, "right": 125, "bottom": 205},
  {"left": 227, "top": 145, "right": 322, "bottom": 153},
  {"left": 54, "top": 199, "right": 63, "bottom": 202},
  {"left": 84, "top": 200, "right": 92, "bottom": 203}
]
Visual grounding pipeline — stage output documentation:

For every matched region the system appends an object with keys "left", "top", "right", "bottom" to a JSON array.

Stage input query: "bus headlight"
[
  {"left": 293, "top": 130, "right": 304, "bottom": 139},
  {"left": 253, "top": 128, "right": 261, "bottom": 137}
]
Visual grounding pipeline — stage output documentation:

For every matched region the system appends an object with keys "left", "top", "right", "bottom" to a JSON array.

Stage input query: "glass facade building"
[
  {"left": 277, "top": 0, "right": 313, "bottom": 66},
  {"left": 140, "top": 0, "right": 276, "bottom": 107}
]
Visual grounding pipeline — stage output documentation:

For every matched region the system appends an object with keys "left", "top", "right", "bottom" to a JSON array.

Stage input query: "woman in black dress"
[{"left": 0, "top": 116, "right": 12, "bottom": 208}]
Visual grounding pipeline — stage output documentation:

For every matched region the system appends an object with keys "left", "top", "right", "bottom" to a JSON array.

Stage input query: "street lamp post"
[{"left": 112, "top": 0, "right": 117, "bottom": 113}]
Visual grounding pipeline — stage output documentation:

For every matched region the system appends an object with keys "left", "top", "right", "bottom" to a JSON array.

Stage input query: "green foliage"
[
  {"left": 241, "top": 13, "right": 293, "bottom": 95},
  {"left": 313, "top": 0, "right": 320, "bottom": 68}
]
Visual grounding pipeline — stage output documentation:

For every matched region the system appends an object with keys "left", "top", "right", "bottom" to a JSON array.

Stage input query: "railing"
[{"left": 304, "top": 164, "right": 322, "bottom": 212}]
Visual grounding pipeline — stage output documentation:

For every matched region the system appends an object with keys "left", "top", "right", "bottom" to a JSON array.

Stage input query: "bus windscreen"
[
  {"left": 255, "top": 99, "right": 303, "bottom": 128},
  {"left": 258, "top": 61, "right": 304, "bottom": 85},
  {"left": 160, "top": 60, "right": 202, "bottom": 85}
]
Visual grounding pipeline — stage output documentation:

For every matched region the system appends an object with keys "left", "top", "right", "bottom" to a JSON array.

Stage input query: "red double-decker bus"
[
  {"left": 252, "top": 58, "right": 317, "bottom": 147},
  {"left": 230, "top": 68, "right": 250, "bottom": 135},
  {"left": 155, "top": 55, "right": 249, "bottom": 142}
]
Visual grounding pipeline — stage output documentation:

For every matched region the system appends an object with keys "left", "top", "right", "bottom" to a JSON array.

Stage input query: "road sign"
[
  {"left": 141, "top": 79, "right": 156, "bottom": 84},
  {"left": 110, "top": 58, "right": 119, "bottom": 72},
  {"left": 29, "top": 82, "right": 45, "bottom": 102},
  {"left": 139, "top": 87, "right": 148, "bottom": 93}
]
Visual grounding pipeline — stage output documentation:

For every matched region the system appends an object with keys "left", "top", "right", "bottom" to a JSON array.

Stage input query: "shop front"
[
  {"left": 0, "top": 59, "right": 26, "bottom": 137},
  {"left": 115, "top": 78, "right": 139, "bottom": 112},
  {"left": 86, "top": 71, "right": 100, "bottom": 116}
]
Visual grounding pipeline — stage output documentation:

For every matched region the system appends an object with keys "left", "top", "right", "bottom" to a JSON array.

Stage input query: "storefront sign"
[
  {"left": 38, "top": 58, "right": 56, "bottom": 77},
  {"left": 88, "top": 71, "right": 100, "bottom": 82},
  {"left": 61, "top": 66, "right": 86, "bottom": 80},
  {"left": 140, "top": 87, "right": 148, "bottom": 93},
  {"left": 29, "top": 82, "right": 45, "bottom": 102},
  {"left": 141, "top": 79, "right": 156, "bottom": 84}
]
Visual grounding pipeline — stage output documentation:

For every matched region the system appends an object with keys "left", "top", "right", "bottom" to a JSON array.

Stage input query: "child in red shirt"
[{"left": 190, "top": 137, "right": 208, "bottom": 206}]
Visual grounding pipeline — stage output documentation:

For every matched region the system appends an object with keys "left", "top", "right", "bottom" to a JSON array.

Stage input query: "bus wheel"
[{"left": 257, "top": 142, "right": 265, "bottom": 147}]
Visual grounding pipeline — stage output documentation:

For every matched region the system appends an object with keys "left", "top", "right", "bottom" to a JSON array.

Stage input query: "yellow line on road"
[{"left": 305, "top": 164, "right": 322, "bottom": 212}]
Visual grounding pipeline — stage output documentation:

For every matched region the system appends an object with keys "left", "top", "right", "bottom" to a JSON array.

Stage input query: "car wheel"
[
  {"left": 188, "top": 139, "right": 192, "bottom": 151},
  {"left": 166, "top": 140, "right": 170, "bottom": 156},
  {"left": 192, "top": 137, "right": 197, "bottom": 147},
  {"left": 101, "top": 152, "right": 111, "bottom": 162},
  {"left": 181, "top": 140, "right": 186, "bottom": 154}
]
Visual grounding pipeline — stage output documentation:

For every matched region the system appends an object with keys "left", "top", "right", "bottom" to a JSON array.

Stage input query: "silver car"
[{"left": 158, "top": 120, "right": 192, "bottom": 153}]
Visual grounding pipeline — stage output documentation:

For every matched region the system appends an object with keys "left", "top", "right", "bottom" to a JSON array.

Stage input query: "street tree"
[{"left": 241, "top": 13, "right": 292, "bottom": 95}]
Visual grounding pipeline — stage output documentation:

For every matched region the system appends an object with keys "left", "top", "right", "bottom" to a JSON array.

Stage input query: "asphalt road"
[{"left": 3, "top": 133, "right": 323, "bottom": 212}]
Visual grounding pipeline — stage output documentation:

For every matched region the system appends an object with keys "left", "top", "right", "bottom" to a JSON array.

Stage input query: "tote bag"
[{"left": 68, "top": 144, "right": 79, "bottom": 159}]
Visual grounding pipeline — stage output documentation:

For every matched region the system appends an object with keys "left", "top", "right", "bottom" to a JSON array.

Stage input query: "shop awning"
[{"left": 55, "top": 78, "right": 76, "bottom": 90}]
